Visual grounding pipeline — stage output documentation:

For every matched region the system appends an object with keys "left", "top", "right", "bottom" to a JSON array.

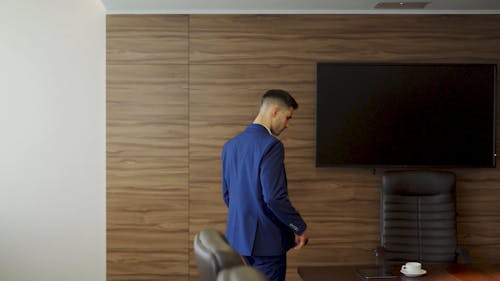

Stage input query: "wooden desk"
[{"left": 298, "top": 264, "right": 500, "bottom": 281}]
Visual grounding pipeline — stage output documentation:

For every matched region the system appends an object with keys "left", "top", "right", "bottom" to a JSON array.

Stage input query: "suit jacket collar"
[{"left": 248, "top": 123, "right": 272, "bottom": 135}]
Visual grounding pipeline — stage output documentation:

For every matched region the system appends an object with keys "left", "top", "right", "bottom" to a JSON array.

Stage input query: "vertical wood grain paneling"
[
  {"left": 107, "top": 15, "right": 189, "bottom": 281},
  {"left": 189, "top": 15, "right": 500, "bottom": 64},
  {"left": 107, "top": 14, "right": 500, "bottom": 281},
  {"left": 107, "top": 15, "right": 188, "bottom": 65},
  {"left": 107, "top": 65, "right": 188, "bottom": 157},
  {"left": 455, "top": 169, "right": 500, "bottom": 261}
]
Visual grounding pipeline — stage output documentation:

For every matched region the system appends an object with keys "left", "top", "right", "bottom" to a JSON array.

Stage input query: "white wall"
[{"left": 0, "top": 1, "right": 105, "bottom": 281}]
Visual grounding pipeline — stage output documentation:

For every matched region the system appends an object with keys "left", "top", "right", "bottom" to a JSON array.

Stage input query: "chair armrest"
[
  {"left": 374, "top": 246, "right": 387, "bottom": 266},
  {"left": 456, "top": 247, "right": 471, "bottom": 264}
]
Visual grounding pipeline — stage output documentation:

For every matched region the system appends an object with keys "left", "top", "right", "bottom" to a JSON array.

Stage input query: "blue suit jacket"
[{"left": 222, "top": 124, "right": 307, "bottom": 256}]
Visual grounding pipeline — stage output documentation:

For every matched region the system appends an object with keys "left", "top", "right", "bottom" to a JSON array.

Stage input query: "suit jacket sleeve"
[
  {"left": 260, "top": 141, "right": 307, "bottom": 235},
  {"left": 221, "top": 147, "right": 229, "bottom": 207}
]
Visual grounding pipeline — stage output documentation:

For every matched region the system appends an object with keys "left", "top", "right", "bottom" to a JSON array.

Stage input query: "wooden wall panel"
[
  {"left": 189, "top": 15, "right": 500, "bottom": 64},
  {"left": 107, "top": 14, "right": 500, "bottom": 281},
  {"left": 107, "top": 15, "right": 188, "bottom": 64},
  {"left": 455, "top": 169, "right": 500, "bottom": 262},
  {"left": 107, "top": 15, "right": 189, "bottom": 281},
  {"left": 107, "top": 159, "right": 188, "bottom": 279},
  {"left": 107, "top": 65, "right": 188, "bottom": 157}
]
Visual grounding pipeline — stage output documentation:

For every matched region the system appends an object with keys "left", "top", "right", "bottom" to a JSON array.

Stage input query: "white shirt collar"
[
  {"left": 261, "top": 124, "right": 272, "bottom": 135},
  {"left": 253, "top": 123, "right": 272, "bottom": 135}
]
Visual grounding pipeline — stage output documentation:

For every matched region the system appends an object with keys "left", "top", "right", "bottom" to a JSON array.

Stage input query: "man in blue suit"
[{"left": 222, "top": 89, "right": 308, "bottom": 281}]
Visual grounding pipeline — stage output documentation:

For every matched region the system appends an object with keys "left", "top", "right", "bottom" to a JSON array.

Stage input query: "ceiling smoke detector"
[{"left": 374, "top": 2, "right": 431, "bottom": 9}]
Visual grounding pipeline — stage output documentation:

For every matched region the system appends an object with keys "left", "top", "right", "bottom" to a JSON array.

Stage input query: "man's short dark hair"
[{"left": 262, "top": 89, "right": 298, "bottom": 110}]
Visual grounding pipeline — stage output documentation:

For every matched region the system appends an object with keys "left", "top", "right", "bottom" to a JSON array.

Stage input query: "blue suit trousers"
[{"left": 243, "top": 254, "right": 287, "bottom": 281}]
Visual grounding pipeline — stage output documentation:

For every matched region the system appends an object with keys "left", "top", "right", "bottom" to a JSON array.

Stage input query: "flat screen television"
[{"left": 316, "top": 63, "right": 497, "bottom": 167}]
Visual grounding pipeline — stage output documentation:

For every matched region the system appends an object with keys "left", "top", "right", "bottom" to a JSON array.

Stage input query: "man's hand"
[{"left": 293, "top": 233, "right": 308, "bottom": 250}]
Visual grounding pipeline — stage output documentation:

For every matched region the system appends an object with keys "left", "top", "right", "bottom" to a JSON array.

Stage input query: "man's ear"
[{"left": 271, "top": 105, "right": 280, "bottom": 117}]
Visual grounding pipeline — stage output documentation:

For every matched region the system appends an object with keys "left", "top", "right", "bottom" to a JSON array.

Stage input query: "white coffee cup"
[{"left": 401, "top": 262, "right": 422, "bottom": 273}]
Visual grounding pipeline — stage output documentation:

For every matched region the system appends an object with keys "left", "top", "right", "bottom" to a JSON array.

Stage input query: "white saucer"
[{"left": 400, "top": 269, "right": 427, "bottom": 277}]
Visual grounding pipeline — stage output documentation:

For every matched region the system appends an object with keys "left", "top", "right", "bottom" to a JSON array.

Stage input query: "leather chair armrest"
[
  {"left": 456, "top": 247, "right": 471, "bottom": 264},
  {"left": 217, "top": 266, "right": 267, "bottom": 281},
  {"left": 374, "top": 246, "right": 387, "bottom": 266}
]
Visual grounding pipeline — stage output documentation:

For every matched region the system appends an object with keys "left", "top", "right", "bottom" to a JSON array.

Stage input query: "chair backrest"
[
  {"left": 194, "top": 228, "right": 246, "bottom": 281},
  {"left": 217, "top": 266, "right": 268, "bottom": 281},
  {"left": 380, "top": 170, "right": 458, "bottom": 264}
]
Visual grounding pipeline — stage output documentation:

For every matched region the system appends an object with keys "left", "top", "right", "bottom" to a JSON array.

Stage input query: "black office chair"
[
  {"left": 217, "top": 265, "right": 269, "bottom": 281},
  {"left": 194, "top": 228, "right": 246, "bottom": 281},
  {"left": 376, "top": 170, "right": 469, "bottom": 265}
]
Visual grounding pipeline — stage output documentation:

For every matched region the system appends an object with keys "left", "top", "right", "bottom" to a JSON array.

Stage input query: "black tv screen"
[{"left": 316, "top": 63, "right": 497, "bottom": 167}]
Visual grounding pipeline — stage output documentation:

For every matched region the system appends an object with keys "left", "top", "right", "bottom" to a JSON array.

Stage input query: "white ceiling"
[{"left": 101, "top": 0, "right": 500, "bottom": 14}]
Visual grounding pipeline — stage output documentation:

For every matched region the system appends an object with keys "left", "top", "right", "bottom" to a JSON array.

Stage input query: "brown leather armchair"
[
  {"left": 376, "top": 170, "right": 469, "bottom": 265},
  {"left": 194, "top": 228, "right": 246, "bottom": 281}
]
